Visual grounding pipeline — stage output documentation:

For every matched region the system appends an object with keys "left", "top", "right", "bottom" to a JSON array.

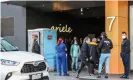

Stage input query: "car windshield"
[{"left": 1, "top": 39, "right": 18, "bottom": 52}]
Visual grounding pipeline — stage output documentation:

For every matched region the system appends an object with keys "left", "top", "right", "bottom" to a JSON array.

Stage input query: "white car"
[{"left": 0, "top": 37, "right": 49, "bottom": 80}]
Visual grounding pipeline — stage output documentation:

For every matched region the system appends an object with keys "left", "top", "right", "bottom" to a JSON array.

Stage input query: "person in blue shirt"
[
  {"left": 70, "top": 40, "right": 80, "bottom": 72},
  {"left": 56, "top": 38, "right": 69, "bottom": 76}
]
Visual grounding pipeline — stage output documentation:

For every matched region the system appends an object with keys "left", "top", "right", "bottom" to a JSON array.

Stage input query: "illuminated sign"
[
  {"left": 51, "top": 24, "right": 73, "bottom": 33},
  {"left": 107, "top": 16, "right": 116, "bottom": 32}
]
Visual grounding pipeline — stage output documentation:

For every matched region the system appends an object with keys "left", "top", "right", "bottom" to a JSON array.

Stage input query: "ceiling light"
[
  {"left": 81, "top": 13, "right": 83, "bottom": 15},
  {"left": 87, "top": 8, "right": 89, "bottom": 9},
  {"left": 80, "top": 8, "right": 83, "bottom": 12},
  {"left": 97, "top": 17, "right": 99, "bottom": 18},
  {"left": 42, "top": 4, "right": 44, "bottom": 7}
]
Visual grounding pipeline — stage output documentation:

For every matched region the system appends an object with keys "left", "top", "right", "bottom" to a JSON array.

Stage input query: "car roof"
[{"left": 28, "top": 28, "right": 50, "bottom": 31}]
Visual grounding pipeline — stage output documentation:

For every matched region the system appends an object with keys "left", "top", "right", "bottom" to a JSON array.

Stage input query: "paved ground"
[{"left": 49, "top": 71, "right": 133, "bottom": 80}]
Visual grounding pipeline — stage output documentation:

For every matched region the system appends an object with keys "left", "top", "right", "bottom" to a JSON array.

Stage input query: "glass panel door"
[{"left": 130, "top": 5, "right": 133, "bottom": 70}]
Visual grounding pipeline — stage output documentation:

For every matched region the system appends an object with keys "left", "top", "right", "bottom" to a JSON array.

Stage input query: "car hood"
[{"left": 0, "top": 51, "right": 44, "bottom": 62}]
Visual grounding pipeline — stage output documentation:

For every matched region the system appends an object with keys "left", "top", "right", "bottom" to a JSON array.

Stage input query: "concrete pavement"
[{"left": 49, "top": 71, "right": 133, "bottom": 80}]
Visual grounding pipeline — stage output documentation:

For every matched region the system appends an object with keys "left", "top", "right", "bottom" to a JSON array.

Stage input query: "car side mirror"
[
  {"left": 15, "top": 46, "right": 19, "bottom": 50},
  {"left": 1, "top": 48, "right": 5, "bottom": 52}
]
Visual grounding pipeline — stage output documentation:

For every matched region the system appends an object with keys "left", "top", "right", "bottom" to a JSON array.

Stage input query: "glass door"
[{"left": 130, "top": 5, "right": 133, "bottom": 70}]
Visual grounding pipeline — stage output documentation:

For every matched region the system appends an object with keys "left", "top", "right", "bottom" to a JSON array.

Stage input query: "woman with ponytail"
[{"left": 56, "top": 38, "right": 69, "bottom": 76}]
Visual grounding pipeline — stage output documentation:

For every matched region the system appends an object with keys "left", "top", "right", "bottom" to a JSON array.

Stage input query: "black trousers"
[
  {"left": 122, "top": 54, "right": 130, "bottom": 76},
  {"left": 89, "top": 61, "right": 96, "bottom": 74},
  {"left": 77, "top": 61, "right": 90, "bottom": 75}
]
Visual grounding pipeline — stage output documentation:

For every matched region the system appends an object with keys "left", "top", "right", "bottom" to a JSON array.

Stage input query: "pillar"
[{"left": 105, "top": 1, "right": 128, "bottom": 74}]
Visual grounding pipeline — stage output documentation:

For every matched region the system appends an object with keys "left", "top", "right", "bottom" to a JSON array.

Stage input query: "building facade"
[{"left": 1, "top": 1, "right": 133, "bottom": 74}]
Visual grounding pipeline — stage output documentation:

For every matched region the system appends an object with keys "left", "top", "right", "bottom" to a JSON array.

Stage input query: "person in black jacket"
[
  {"left": 79, "top": 37, "right": 83, "bottom": 48},
  {"left": 97, "top": 37, "right": 102, "bottom": 45},
  {"left": 89, "top": 38, "right": 100, "bottom": 75},
  {"left": 120, "top": 32, "right": 130, "bottom": 79},
  {"left": 76, "top": 36, "right": 90, "bottom": 78},
  {"left": 97, "top": 32, "right": 113, "bottom": 79},
  {"left": 32, "top": 34, "right": 40, "bottom": 54}
]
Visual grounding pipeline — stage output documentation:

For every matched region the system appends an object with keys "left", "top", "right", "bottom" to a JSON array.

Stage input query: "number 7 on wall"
[{"left": 107, "top": 16, "right": 116, "bottom": 32}]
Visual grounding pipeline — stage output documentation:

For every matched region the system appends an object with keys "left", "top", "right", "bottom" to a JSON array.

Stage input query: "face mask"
[
  {"left": 122, "top": 36, "right": 126, "bottom": 39},
  {"left": 86, "top": 41, "right": 90, "bottom": 44},
  {"left": 74, "top": 41, "right": 77, "bottom": 44},
  {"left": 97, "top": 39, "right": 100, "bottom": 41},
  {"left": 101, "top": 36, "right": 103, "bottom": 38}
]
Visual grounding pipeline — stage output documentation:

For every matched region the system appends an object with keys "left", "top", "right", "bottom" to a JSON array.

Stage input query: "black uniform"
[
  {"left": 77, "top": 42, "right": 90, "bottom": 75},
  {"left": 121, "top": 38, "right": 130, "bottom": 76},
  {"left": 99, "top": 38, "right": 113, "bottom": 53}
]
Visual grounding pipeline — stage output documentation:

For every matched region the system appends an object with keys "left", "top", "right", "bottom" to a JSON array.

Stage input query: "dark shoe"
[
  {"left": 121, "top": 75, "right": 129, "bottom": 79},
  {"left": 97, "top": 75, "right": 101, "bottom": 78},
  {"left": 59, "top": 73, "right": 61, "bottom": 76},
  {"left": 76, "top": 74, "right": 79, "bottom": 78},
  {"left": 105, "top": 75, "right": 108, "bottom": 79},
  {"left": 89, "top": 74, "right": 94, "bottom": 76},
  {"left": 64, "top": 74, "right": 69, "bottom": 76},
  {"left": 76, "top": 76, "right": 79, "bottom": 78},
  {"left": 123, "top": 77, "right": 129, "bottom": 79},
  {"left": 120, "top": 75, "right": 125, "bottom": 78}
]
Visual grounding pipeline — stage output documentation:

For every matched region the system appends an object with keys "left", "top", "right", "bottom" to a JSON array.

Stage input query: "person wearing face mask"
[
  {"left": 97, "top": 32, "right": 113, "bottom": 79},
  {"left": 71, "top": 37, "right": 78, "bottom": 44},
  {"left": 76, "top": 36, "right": 91, "bottom": 78},
  {"left": 96, "top": 37, "right": 101, "bottom": 45},
  {"left": 120, "top": 32, "right": 130, "bottom": 79},
  {"left": 70, "top": 40, "right": 80, "bottom": 72}
]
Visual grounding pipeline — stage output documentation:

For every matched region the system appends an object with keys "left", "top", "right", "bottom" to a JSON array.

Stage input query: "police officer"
[
  {"left": 97, "top": 32, "right": 113, "bottom": 78},
  {"left": 120, "top": 32, "right": 130, "bottom": 79}
]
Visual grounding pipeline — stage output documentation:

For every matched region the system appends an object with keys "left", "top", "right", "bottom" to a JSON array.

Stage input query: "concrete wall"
[{"left": 1, "top": 3, "right": 26, "bottom": 51}]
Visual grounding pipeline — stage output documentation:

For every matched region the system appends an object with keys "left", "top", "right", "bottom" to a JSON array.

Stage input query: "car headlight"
[{"left": 0, "top": 59, "right": 20, "bottom": 66}]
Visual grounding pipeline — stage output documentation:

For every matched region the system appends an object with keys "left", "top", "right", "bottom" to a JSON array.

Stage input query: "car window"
[
  {"left": 1, "top": 44, "right": 6, "bottom": 52},
  {"left": 1, "top": 39, "right": 18, "bottom": 51}
]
